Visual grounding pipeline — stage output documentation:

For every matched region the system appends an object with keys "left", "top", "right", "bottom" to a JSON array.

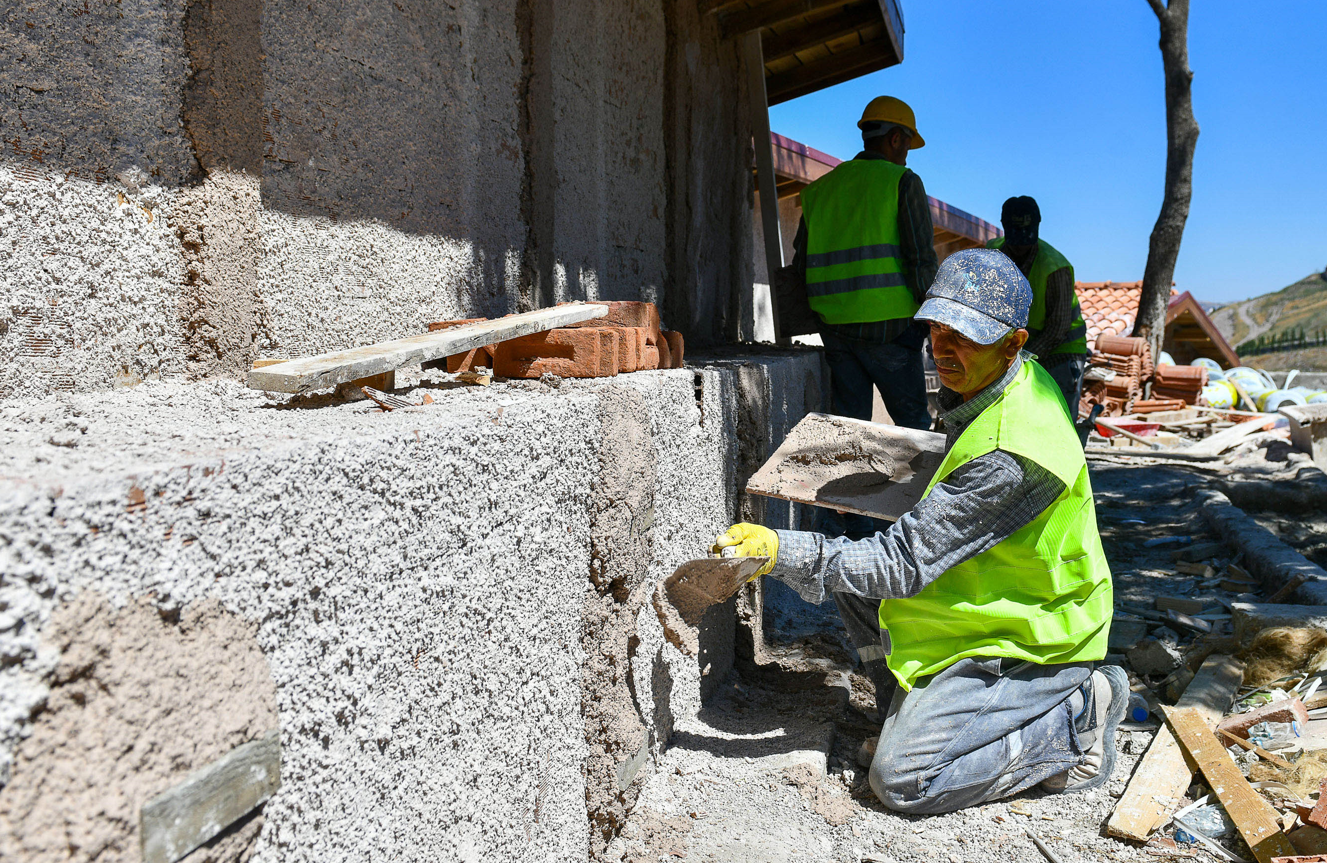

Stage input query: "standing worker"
[
  {"left": 715, "top": 249, "right": 1124, "bottom": 814},
  {"left": 792, "top": 95, "right": 938, "bottom": 434},
  {"left": 789, "top": 96, "right": 939, "bottom": 715},
  {"left": 987, "top": 196, "right": 1087, "bottom": 414}
]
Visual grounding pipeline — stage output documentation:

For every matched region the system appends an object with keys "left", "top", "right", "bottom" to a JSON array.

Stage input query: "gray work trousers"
[
  {"left": 833, "top": 593, "right": 1092, "bottom": 814},
  {"left": 870, "top": 657, "right": 1092, "bottom": 814},
  {"left": 1041, "top": 353, "right": 1087, "bottom": 419}
]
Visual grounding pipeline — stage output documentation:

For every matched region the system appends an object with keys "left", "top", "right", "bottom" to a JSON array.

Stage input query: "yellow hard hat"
[{"left": 858, "top": 96, "right": 924, "bottom": 149}]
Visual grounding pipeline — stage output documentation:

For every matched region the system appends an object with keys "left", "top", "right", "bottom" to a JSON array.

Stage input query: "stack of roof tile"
[
  {"left": 1081, "top": 334, "right": 1153, "bottom": 418},
  {"left": 1152, "top": 363, "right": 1208, "bottom": 404}
]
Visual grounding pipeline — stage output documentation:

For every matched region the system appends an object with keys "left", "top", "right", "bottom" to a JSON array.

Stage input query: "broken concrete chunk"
[
  {"left": 1109, "top": 618, "right": 1149, "bottom": 651},
  {"left": 1151, "top": 626, "right": 1181, "bottom": 645},
  {"left": 1232, "top": 603, "right": 1327, "bottom": 647},
  {"left": 1127, "top": 637, "right": 1184, "bottom": 676}
]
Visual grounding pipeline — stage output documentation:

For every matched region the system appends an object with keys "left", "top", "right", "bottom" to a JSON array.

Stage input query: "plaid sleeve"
[
  {"left": 897, "top": 171, "right": 939, "bottom": 304},
  {"left": 770, "top": 450, "right": 1064, "bottom": 605},
  {"left": 1024, "top": 266, "right": 1075, "bottom": 359}
]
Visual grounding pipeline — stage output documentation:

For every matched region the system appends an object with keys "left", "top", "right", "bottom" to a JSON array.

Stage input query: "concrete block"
[
  {"left": 1281, "top": 403, "right": 1327, "bottom": 469},
  {"left": 493, "top": 328, "right": 620, "bottom": 379},
  {"left": 1216, "top": 698, "right": 1309, "bottom": 739},
  {"left": 662, "top": 331, "right": 684, "bottom": 369},
  {"left": 1232, "top": 603, "right": 1327, "bottom": 646},
  {"left": 1126, "top": 637, "right": 1183, "bottom": 676}
]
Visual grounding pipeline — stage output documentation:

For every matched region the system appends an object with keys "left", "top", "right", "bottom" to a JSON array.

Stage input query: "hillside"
[{"left": 1210, "top": 271, "right": 1327, "bottom": 350}]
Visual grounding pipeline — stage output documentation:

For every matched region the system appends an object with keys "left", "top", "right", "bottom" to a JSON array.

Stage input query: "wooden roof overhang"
[
  {"left": 705, "top": 0, "right": 906, "bottom": 104},
  {"left": 1165, "top": 291, "right": 1240, "bottom": 369}
]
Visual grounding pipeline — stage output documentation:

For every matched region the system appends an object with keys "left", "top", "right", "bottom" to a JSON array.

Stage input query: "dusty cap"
[
  {"left": 1000, "top": 196, "right": 1041, "bottom": 247},
  {"left": 915, "top": 249, "right": 1032, "bottom": 346}
]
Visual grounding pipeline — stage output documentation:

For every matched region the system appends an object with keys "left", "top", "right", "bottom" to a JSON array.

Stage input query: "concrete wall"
[
  {"left": 0, "top": 352, "right": 823, "bottom": 862},
  {"left": 0, "top": 0, "right": 754, "bottom": 399}
]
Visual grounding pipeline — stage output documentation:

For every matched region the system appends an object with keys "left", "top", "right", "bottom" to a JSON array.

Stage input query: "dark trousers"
[{"left": 1040, "top": 353, "right": 1087, "bottom": 419}]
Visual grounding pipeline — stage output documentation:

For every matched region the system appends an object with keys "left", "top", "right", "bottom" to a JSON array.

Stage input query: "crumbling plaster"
[{"left": 0, "top": 351, "right": 822, "bottom": 862}]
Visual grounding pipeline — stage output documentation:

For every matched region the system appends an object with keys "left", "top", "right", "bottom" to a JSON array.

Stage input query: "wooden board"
[
  {"left": 1158, "top": 595, "right": 1207, "bottom": 615},
  {"left": 1107, "top": 655, "right": 1244, "bottom": 842},
  {"left": 246, "top": 303, "right": 608, "bottom": 393},
  {"left": 1165, "top": 706, "right": 1297, "bottom": 863},
  {"left": 141, "top": 729, "right": 281, "bottom": 863},
  {"left": 1187, "top": 416, "right": 1276, "bottom": 457},
  {"left": 745, "top": 413, "right": 946, "bottom": 522}
]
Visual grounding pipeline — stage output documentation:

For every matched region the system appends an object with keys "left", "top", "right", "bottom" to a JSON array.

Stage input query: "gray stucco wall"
[
  {"left": 0, "top": 0, "right": 754, "bottom": 399},
  {"left": 0, "top": 352, "right": 822, "bottom": 862}
]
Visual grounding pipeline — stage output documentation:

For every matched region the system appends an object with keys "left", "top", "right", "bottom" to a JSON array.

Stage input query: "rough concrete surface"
[
  {"left": 0, "top": 351, "right": 822, "bottom": 861},
  {"left": 4, "top": 0, "right": 757, "bottom": 397},
  {"left": 0, "top": 593, "right": 278, "bottom": 863}
]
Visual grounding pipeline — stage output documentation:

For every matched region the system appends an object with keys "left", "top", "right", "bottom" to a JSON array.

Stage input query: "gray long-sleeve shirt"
[{"left": 770, "top": 352, "right": 1066, "bottom": 605}]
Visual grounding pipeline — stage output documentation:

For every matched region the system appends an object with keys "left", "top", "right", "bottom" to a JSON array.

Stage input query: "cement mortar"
[{"left": 0, "top": 593, "right": 278, "bottom": 862}]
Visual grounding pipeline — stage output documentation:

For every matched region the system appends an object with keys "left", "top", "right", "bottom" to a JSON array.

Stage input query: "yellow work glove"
[{"left": 711, "top": 523, "right": 778, "bottom": 578}]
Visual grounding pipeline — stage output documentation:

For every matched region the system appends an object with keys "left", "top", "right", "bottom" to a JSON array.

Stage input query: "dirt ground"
[{"left": 609, "top": 440, "right": 1321, "bottom": 863}]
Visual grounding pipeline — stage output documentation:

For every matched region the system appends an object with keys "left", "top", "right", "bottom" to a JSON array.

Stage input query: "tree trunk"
[{"left": 1133, "top": 0, "right": 1199, "bottom": 361}]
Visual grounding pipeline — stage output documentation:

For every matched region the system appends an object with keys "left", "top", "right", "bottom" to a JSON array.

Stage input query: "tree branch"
[{"left": 1144, "top": 0, "right": 1167, "bottom": 19}]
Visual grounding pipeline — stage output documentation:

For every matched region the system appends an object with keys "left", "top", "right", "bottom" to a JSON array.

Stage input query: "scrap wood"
[
  {"left": 1219, "top": 728, "right": 1297, "bottom": 769},
  {"left": 1166, "top": 705, "right": 1298, "bottom": 863},
  {"left": 1188, "top": 417, "right": 1278, "bottom": 458},
  {"left": 247, "top": 303, "right": 608, "bottom": 393},
  {"left": 1108, "top": 655, "right": 1245, "bottom": 841},
  {"left": 1160, "top": 595, "right": 1209, "bottom": 615},
  {"left": 360, "top": 386, "right": 432, "bottom": 411},
  {"left": 1269, "top": 575, "right": 1312, "bottom": 605}
]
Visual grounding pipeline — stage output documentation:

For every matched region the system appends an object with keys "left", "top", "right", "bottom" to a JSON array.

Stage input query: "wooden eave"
[
  {"left": 708, "top": 0, "right": 905, "bottom": 105},
  {"left": 1164, "top": 291, "right": 1240, "bottom": 368}
]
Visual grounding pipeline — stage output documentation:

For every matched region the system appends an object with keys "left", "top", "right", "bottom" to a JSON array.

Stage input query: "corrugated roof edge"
[{"left": 770, "top": 132, "right": 841, "bottom": 169}]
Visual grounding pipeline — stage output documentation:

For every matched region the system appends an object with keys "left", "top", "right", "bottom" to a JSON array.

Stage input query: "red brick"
[
  {"left": 656, "top": 332, "right": 671, "bottom": 369},
  {"left": 618, "top": 329, "right": 639, "bottom": 373},
  {"left": 662, "top": 330, "right": 684, "bottom": 368},
  {"left": 563, "top": 301, "right": 660, "bottom": 334},
  {"left": 614, "top": 326, "right": 664, "bottom": 373},
  {"left": 426, "top": 318, "right": 495, "bottom": 373},
  {"left": 1216, "top": 697, "right": 1309, "bottom": 739},
  {"left": 1307, "top": 778, "right": 1327, "bottom": 830},
  {"left": 493, "top": 327, "right": 620, "bottom": 378}
]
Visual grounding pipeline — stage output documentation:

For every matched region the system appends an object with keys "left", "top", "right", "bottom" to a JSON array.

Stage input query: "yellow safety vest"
[
  {"left": 878, "top": 360, "right": 1112, "bottom": 689},
  {"left": 988, "top": 237, "right": 1087, "bottom": 356},
  {"left": 800, "top": 160, "right": 920, "bottom": 325}
]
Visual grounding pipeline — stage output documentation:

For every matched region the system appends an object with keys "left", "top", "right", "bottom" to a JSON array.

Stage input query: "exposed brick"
[
  {"left": 563, "top": 301, "right": 660, "bottom": 334},
  {"left": 656, "top": 332, "right": 671, "bottom": 369},
  {"left": 618, "top": 328, "right": 638, "bottom": 374},
  {"left": 1307, "top": 778, "right": 1327, "bottom": 830},
  {"left": 493, "top": 327, "right": 620, "bottom": 379},
  {"left": 615, "top": 326, "right": 664, "bottom": 373},
  {"left": 662, "top": 330, "right": 684, "bottom": 368},
  {"left": 1216, "top": 697, "right": 1309, "bottom": 739},
  {"left": 425, "top": 318, "right": 494, "bottom": 373}
]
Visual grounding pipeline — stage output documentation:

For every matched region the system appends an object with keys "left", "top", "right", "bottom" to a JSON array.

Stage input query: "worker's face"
[{"left": 929, "top": 323, "right": 1029, "bottom": 400}]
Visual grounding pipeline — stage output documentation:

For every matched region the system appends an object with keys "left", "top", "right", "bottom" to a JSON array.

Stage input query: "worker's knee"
[{"left": 868, "top": 752, "right": 966, "bottom": 816}]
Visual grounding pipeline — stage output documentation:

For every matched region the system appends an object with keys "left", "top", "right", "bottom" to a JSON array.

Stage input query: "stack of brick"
[
  {"left": 1081, "top": 335, "right": 1153, "bottom": 418},
  {"left": 426, "top": 302, "right": 684, "bottom": 379},
  {"left": 1151, "top": 363, "right": 1208, "bottom": 404}
]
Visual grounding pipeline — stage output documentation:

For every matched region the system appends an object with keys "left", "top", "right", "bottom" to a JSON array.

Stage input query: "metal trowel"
[{"left": 652, "top": 556, "right": 767, "bottom": 656}]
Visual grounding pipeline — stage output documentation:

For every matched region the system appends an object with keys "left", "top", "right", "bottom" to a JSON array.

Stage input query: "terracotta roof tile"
[{"left": 1076, "top": 281, "right": 1181, "bottom": 349}]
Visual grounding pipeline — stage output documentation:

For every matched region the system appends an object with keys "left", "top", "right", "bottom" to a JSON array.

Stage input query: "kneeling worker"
[{"left": 715, "top": 249, "right": 1124, "bottom": 814}]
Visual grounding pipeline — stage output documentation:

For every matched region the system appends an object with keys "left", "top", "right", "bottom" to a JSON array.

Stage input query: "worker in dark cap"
[
  {"left": 987, "top": 196, "right": 1087, "bottom": 414},
  {"left": 715, "top": 249, "right": 1122, "bottom": 814}
]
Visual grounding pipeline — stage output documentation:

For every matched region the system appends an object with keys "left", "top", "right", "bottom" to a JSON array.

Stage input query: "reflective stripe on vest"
[
  {"left": 800, "top": 160, "right": 920, "bottom": 325},
  {"left": 877, "top": 360, "right": 1113, "bottom": 690},
  {"left": 988, "top": 237, "right": 1087, "bottom": 356}
]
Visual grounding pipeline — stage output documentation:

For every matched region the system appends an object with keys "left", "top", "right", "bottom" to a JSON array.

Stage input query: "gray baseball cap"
[{"left": 915, "top": 248, "right": 1033, "bottom": 346}]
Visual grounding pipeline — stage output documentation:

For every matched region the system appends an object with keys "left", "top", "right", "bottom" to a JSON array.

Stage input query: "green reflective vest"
[
  {"left": 878, "top": 360, "right": 1112, "bottom": 690},
  {"left": 988, "top": 237, "right": 1087, "bottom": 356},
  {"left": 799, "top": 160, "right": 920, "bottom": 325}
]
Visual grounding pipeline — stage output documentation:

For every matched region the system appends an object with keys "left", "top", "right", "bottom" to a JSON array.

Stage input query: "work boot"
[{"left": 1040, "top": 664, "right": 1129, "bottom": 793}]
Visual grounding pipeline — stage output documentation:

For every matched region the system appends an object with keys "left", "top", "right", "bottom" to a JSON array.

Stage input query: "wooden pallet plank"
[
  {"left": 1166, "top": 706, "right": 1296, "bottom": 863},
  {"left": 1106, "top": 655, "right": 1243, "bottom": 842},
  {"left": 141, "top": 729, "right": 281, "bottom": 863},
  {"left": 246, "top": 303, "right": 608, "bottom": 393}
]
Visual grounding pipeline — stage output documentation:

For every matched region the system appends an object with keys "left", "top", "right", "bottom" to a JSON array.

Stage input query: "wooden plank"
[
  {"left": 246, "top": 303, "right": 607, "bottom": 393},
  {"left": 744, "top": 31, "right": 786, "bottom": 344},
  {"left": 141, "top": 729, "right": 281, "bottom": 863},
  {"left": 1187, "top": 416, "right": 1276, "bottom": 457},
  {"left": 1217, "top": 727, "right": 1295, "bottom": 770},
  {"left": 1165, "top": 706, "right": 1297, "bottom": 863},
  {"left": 1107, "top": 655, "right": 1243, "bottom": 842},
  {"left": 1158, "top": 596, "right": 1207, "bottom": 615},
  {"left": 765, "top": 38, "right": 893, "bottom": 104},
  {"left": 719, "top": 0, "right": 846, "bottom": 39},
  {"left": 761, "top": 2, "right": 878, "bottom": 62},
  {"left": 744, "top": 412, "right": 945, "bottom": 521}
]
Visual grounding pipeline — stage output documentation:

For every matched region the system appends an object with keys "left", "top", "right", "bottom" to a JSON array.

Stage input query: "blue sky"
[{"left": 768, "top": 1, "right": 1327, "bottom": 303}]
